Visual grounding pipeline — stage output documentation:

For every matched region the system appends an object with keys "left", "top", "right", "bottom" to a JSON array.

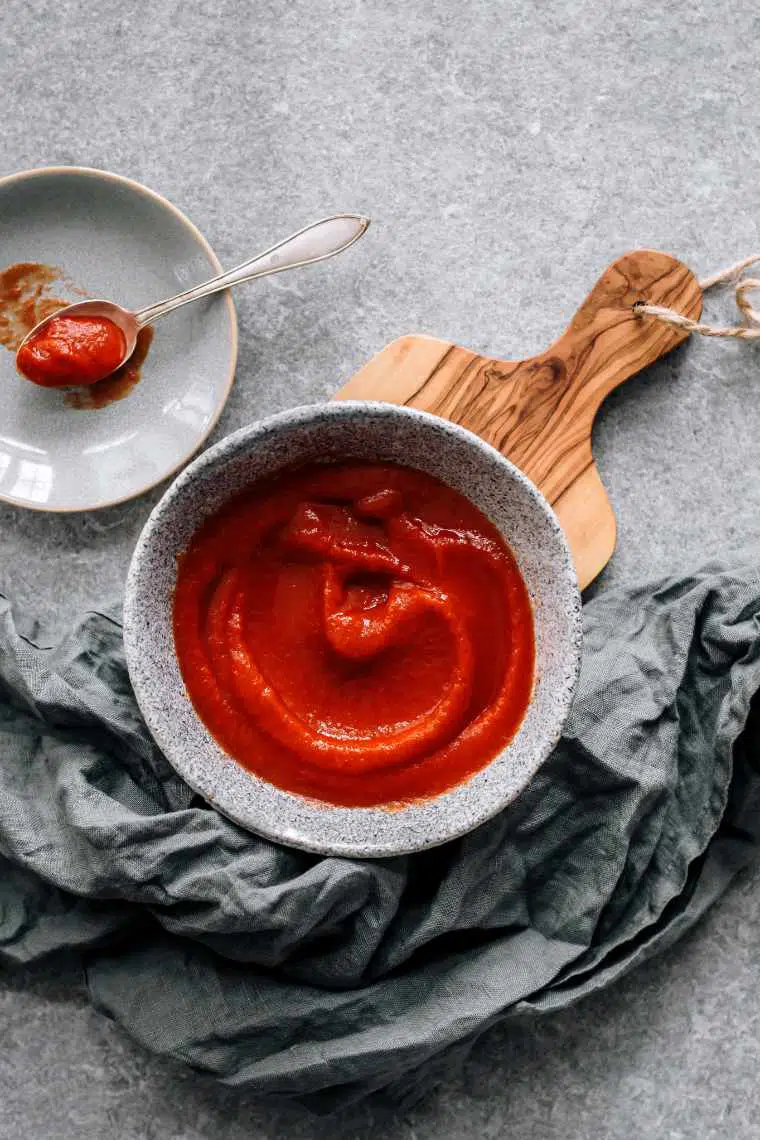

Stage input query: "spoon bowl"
[{"left": 16, "top": 298, "right": 141, "bottom": 372}]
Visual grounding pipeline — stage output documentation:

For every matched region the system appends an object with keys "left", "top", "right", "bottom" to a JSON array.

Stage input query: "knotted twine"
[{"left": 635, "top": 253, "right": 760, "bottom": 338}]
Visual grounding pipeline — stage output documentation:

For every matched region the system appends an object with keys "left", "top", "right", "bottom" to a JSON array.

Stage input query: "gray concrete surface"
[{"left": 1, "top": 0, "right": 760, "bottom": 1136}]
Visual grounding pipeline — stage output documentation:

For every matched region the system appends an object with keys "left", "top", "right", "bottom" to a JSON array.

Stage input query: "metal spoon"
[{"left": 16, "top": 213, "right": 370, "bottom": 377}]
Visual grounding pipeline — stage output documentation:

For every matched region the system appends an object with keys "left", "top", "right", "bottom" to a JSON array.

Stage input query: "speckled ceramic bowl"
[{"left": 124, "top": 402, "right": 582, "bottom": 858}]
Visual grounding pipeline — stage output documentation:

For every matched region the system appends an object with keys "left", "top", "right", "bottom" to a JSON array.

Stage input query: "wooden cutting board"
[{"left": 335, "top": 249, "right": 702, "bottom": 590}]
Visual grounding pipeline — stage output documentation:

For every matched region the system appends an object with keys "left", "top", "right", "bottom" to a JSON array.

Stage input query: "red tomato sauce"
[
  {"left": 17, "top": 313, "right": 126, "bottom": 387},
  {"left": 173, "top": 462, "right": 535, "bottom": 807}
]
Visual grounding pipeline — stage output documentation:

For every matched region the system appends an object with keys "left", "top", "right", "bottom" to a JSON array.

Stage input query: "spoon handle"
[{"left": 134, "top": 214, "right": 370, "bottom": 327}]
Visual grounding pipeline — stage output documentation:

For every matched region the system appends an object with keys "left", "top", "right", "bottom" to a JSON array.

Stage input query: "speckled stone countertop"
[{"left": 2, "top": 1, "right": 760, "bottom": 1137}]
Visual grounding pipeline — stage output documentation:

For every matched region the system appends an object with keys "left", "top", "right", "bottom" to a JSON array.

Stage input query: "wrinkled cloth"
[{"left": 2, "top": 566, "right": 760, "bottom": 1109}]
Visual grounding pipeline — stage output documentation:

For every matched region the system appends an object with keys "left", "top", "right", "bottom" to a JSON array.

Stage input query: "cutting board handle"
[{"left": 337, "top": 250, "right": 702, "bottom": 589}]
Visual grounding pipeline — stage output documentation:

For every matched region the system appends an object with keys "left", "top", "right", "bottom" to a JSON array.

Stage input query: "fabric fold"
[{"left": 1, "top": 565, "right": 759, "bottom": 1105}]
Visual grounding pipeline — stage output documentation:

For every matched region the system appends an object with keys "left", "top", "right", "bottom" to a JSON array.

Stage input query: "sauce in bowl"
[{"left": 173, "top": 461, "right": 535, "bottom": 807}]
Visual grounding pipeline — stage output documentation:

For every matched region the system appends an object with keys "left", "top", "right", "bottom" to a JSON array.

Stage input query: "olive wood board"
[{"left": 335, "top": 249, "right": 703, "bottom": 589}]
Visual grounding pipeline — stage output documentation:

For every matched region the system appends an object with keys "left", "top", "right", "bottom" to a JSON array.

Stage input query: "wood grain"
[{"left": 335, "top": 250, "right": 703, "bottom": 588}]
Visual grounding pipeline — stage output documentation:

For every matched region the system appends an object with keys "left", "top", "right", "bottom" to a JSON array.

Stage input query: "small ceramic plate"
[
  {"left": 124, "top": 403, "right": 582, "bottom": 858},
  {"left": 0, "top": 167, "right": 237, "bottom": 511}
]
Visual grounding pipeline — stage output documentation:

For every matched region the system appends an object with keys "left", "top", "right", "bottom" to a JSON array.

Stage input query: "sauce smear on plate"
[
  {"left": 173, "top": 461, "right": 534, "bottom": 806},
  {"left": 64, "top": 326, "right": 154, "bottom": 409}
]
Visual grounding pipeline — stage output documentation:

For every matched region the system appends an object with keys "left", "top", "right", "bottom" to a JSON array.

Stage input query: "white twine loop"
[{"left": 634, "top": 253, "right": 760, "bottom": 340}]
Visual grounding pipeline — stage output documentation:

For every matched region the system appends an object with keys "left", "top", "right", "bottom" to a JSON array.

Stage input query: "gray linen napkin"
[{"left": 1, "top": 565, "right": 760, "bottom": 1109}]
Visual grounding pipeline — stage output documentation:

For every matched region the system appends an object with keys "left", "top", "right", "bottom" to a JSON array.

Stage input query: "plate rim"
[{"left": 0, "top": 164, "right": 239, "bottom": 513}]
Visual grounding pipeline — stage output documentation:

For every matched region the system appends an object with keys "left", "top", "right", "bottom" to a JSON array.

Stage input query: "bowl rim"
[
  {"left": 124, "top": 401, "right": 583, "bottom": 857},
  {"left": 0, "top": 164, "right": 238, "bottom": 513}
]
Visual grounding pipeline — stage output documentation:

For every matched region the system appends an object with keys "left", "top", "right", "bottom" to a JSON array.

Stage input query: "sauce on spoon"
[
  {"left": 0, "top": 261, "right": 154, "bottom": 406},
  {"left": 16, "top": 312, "right": 126, "bottom": 387}
]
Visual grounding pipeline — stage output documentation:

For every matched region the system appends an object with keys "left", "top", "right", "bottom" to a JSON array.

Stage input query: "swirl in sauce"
[{"left": 173, "top": 461, "right": 535, "bottom": 807}]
